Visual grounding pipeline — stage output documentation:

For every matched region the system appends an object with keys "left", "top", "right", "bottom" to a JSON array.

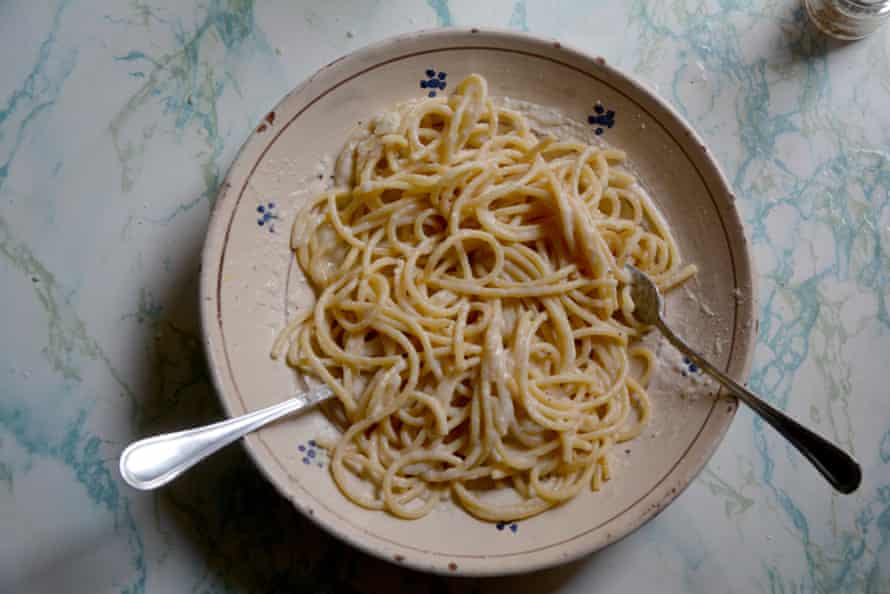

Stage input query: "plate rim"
[{"left": 199, "top": 27, "right": 758, "bottom": 577}]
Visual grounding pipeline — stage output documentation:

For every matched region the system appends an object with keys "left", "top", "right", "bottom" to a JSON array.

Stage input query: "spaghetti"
[{"left": 273, "top": 74, "right": 695, "bottom": 521}]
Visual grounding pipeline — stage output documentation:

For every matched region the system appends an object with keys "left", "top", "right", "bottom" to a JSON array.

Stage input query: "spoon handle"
[
  {"left": 119, "top": 385, "right": 333, "bottom": 490},
  {"left": 655, "top": 321, "right": 862, "bottom": 494}
]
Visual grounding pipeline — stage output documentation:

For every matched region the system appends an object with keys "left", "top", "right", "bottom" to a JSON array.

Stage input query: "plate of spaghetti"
[{"left": 200, "top": 29, "right": 756, "bottom": 576}]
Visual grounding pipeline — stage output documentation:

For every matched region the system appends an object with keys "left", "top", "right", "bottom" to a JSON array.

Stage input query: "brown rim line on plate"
[{"left": 199, "top": 28, "right": 757, "bottom": 577}]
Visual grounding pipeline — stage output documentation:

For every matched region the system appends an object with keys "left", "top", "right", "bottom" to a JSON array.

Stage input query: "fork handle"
[{"left": 656, "top": 320, "right": 861, "bottom": 494}]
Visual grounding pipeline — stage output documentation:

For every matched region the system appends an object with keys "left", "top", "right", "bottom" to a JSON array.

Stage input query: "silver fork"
[{"left": 625, "top": 265, "right": 861, "bottom": 494}]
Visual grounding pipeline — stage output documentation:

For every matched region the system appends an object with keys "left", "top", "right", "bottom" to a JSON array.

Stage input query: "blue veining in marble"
[
  {"left": 0, "top": 404, "right": 147, "bottom": 593},
  {"left": 107, "top": 0, "right": 278, "bottom": 214},
  {"left": 509, "top": 0, "right": 528, "bottom": 32},
  {"left": 0, "top": 1, "right": 75, "bottom": 191},
  {"left": 0, "top": 219, "right": 145, "bottom": 591},
  {"left": 114, "top": 50, "right": 160, "bottom": 67},
  {"left": 426, "top": 0, "right": 453, "bottom": 27},
  {"left": 0, "top": 211, "right": 133, "bottom": 398}
]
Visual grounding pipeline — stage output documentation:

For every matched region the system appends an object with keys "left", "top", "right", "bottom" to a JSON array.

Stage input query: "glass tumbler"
[{"left": 805, "top": 0, "right": 890, "bottom": 39}]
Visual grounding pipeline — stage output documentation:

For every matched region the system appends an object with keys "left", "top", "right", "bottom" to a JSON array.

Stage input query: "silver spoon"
[
  {"left": 119, "top": 384, "right": 333, "bottom": 490},
  {"left": 625, "top": 265, "right": 861, "bottom": 494}
]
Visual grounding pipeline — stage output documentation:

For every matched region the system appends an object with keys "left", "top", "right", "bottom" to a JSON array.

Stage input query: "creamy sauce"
[
  {"left": 483, "top": 305, "right": 514, "bottom": 435},
  {"left": 501, "top": 97, "right": 601, "bottom": 145},
  {"left": 299, "top": 97, "right": 728, "bottom": 409},
  {"left": 684, "top": 284, "right": 716, "bottom": 317},
  {"left": 334, "top": 128, "right": 370, "bottom": 188},
  {"left": 374, "top": 110, "right": 401, "bottom": 135}
]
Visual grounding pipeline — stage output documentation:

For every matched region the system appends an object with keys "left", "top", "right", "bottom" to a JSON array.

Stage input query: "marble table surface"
[{"left": 2, "top": 1, "right": 888, "bottom": 593}]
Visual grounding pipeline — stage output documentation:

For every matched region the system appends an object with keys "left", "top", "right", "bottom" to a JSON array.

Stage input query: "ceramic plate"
[{"left": 199, "top": 29, "right": 757, "bottom": 576}]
